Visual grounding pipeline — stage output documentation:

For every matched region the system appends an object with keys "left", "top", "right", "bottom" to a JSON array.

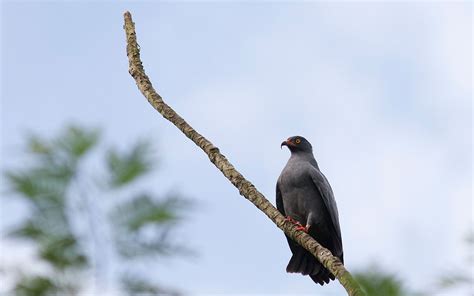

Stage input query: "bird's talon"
[
  {"left": 295, "top": 225, "right": 308, "bottom": 233},
  {"left": 285, "top": 216, "right": 308, "bottom": 232}
]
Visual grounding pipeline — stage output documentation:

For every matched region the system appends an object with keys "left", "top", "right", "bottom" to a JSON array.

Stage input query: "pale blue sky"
[{"left": 1, "top": 1, "right": 472, "bottom": 295}]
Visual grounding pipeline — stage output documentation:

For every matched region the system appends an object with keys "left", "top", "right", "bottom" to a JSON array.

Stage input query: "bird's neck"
[{"left": 290, "top": 151, "right": 319, "bottom": 168}]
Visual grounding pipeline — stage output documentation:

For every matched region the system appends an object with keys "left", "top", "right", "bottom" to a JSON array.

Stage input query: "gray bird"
[{"left": 277, "top": 136, "right": 343, "bottom": 285}]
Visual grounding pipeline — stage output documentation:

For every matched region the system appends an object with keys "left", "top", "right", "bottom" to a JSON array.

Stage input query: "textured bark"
[{"left": 123, "top": 11, "right": 365, "bottom": 296}]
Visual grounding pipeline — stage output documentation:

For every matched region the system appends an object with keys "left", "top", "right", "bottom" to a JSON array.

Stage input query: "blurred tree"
[
  {"left": 3, "top": 125, "right": 192, "bottom": 295},
  {"left": 434, "top": 231, "right": 473, "bottom": 295},
  {"left": 354, "top": 265, "right": 416, "bottom": 296}
]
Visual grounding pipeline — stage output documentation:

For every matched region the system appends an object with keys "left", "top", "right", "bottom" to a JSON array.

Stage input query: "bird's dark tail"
[{"left": 286, "top": 247, "right": 335, "bottom": 285}]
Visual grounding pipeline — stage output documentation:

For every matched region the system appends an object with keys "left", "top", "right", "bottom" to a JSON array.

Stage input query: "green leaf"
[
  {"left": 14, "top": 276, "right": 57, "bottom": 296},
  {"left": 56, "top": 125, "right": 99, "bottom": 159},
  {"left": 4, "top": 171, "right": 39, "bottom": 198},
  {"left": 121, "top": 274, "right": 181, "bottom": 296},
  {"left": 4, "top": 169, "right": 69, "bottom": 206},
  {"left": 10, "top": 220, "right": 45, "bottom": 240},
  {"left": 113, "top": 194, "right": 190, "bottom": 231},
  {"left": 26, "top": 134, "right": 52, "bottom": 156},
  {"left": 39, "top": 234, "right": 87, "bottom": 269},
  {"left": 111, "top": 193, "right": 192, "bottom": 258},
  {"left": 106, "top": 141, "right": 153, "bottom": 187},
  {"left": 11, "top": 208, "right": 71, "bottom": 239},
  {"left": 122, "top": 276, "right": 161, "bottom": 295}
]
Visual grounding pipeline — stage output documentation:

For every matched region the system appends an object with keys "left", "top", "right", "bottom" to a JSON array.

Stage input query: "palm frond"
[{"left": 106, "top": 140, "right": 153, "bottom": 187}]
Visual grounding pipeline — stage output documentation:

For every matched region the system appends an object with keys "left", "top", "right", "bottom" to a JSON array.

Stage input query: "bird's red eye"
[{"left": 295, "top": 138, "right": 301, "bottom": 144}]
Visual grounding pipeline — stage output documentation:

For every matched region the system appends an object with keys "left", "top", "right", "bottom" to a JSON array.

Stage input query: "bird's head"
[{"left": 281, "top": 136, "right": 313, "bottom": 153}]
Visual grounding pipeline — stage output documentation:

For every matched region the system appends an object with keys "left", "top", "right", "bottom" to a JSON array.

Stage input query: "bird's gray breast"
[{"left": 278, "top": 160, "right": 325, "bottom": 225}]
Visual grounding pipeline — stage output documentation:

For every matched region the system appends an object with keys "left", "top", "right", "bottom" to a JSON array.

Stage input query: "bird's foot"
[
  {"left": 295, "top": 225, "right": 309, "bottom": 233},
  {"left": 285, "top": 216, "right": 309, "bottom": 233}
]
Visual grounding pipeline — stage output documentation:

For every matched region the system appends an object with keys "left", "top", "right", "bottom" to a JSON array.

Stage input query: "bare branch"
[{"left": 123, "top": 11, "right": 365, "bottom": 296}]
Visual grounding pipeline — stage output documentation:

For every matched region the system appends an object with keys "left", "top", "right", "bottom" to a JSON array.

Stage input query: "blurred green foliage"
[
  {"left": 106, "top": 140, "right": 153, "bottom": 187},
  {"left": 3, "top": 125, "right": 192, "bottom": 295},
  {"left": 112, "top": 193, "right": 192, "bottom": 258},
  {"left": 121, "top": 275, "right": 181, "bottom": 296},
  {"left": 354, "top": 265, "right": 414, "bottom": 296},
  {"left": 435, "top": 231, "right": 473, "bottom": 295},
  {"left": 14, "top": 276, "right": 61, "bottom": 296}
]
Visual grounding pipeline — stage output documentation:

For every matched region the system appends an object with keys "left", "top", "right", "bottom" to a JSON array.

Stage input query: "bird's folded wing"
[
  {"left": 276, "top": 183, "right": 285, "bottom": 216},
  {"left": 309, "top": 168, "right": 343, "bottom": 250}
]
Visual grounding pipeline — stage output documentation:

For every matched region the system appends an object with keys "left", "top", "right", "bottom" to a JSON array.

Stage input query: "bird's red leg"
[
  {"left": 285, "top": 216, "right": 309, "bottom": 233},
  {"left": 295, "top": 224, "right": 309, "bottom": 233}
]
